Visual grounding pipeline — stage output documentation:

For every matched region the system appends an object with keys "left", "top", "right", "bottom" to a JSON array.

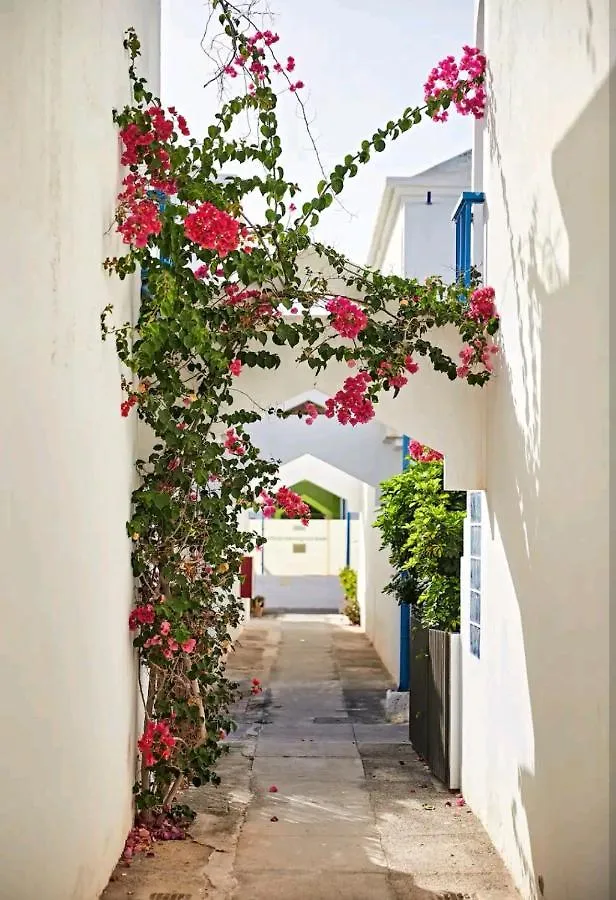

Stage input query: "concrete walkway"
[{"left": 103, "top": 615, "right": 519, "bottom": 899}]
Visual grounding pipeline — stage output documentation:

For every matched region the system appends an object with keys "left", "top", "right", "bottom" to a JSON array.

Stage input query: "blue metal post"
[
  {"left": 345, "top": 511, "right": 352, "bottom": 568},
  {"left": 398, "top": 435, "right": 411, "bottom": 691}
]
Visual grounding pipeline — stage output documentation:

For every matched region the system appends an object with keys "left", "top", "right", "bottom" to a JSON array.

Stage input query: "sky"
[{"left": 162, "top": 0, "right": 474, "bottom": 264}]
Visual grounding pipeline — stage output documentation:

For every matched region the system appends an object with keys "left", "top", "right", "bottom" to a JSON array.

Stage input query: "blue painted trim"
[
  {"left": 452, "top": 191, "right": 485, "bottom": 288},
  {"left": 398, "top": 435, "right": 411, "bottom": 691},
  {"left": 401, "top": 434, "right": 410, "bottom": 471},
  {"left": 345, "top": 511, "right": 352, "bottom": 567}
]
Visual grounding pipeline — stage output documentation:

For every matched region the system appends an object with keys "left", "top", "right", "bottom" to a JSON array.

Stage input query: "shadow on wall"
[
  {"left": 486, "top": 66, "right": 611, "bottom": 899},
  {"left": 254, "top": 574, "right": 344, "bottom": 613}
]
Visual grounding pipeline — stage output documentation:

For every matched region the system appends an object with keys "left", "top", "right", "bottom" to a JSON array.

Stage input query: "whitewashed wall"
[
  {"left": 248, "top": 411, "right": 401, "bottom": 490},
  {"left": 358, "top": 484, "right": 400, "bottom": 683},
  {"left": 0, "top": 3, "right": 160, "bottom": 899},
  {"left": 255, "top": 518, "right": 359, "bottom": 577},
  {"left": 460, "top": 2, "right": 610, "bottom": 898}
]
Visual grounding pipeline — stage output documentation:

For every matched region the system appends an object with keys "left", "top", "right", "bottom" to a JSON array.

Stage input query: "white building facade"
[
  {"left": 366, "top": 16, "right": 611, "bottom": 889},
  {"left": 0, "top": 3, "right": 161, "bottom": 899},
  {"left": 456, "top": 2, "right": 610, "bottom": 898}
]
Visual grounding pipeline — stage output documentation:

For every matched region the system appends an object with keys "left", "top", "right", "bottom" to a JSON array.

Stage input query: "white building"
[
  {"left": 0, "top": 3, "right": 161, "bottom": 899},
  {"left": 368, "top": 2, "right": 610, "bottom": 897},
  {"left": 455, "top": 2, "right": 610, "bottom": 898}
]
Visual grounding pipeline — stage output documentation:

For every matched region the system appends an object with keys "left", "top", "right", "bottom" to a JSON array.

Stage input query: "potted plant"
[
  {"left": 251, "top": 595, "right": 265, "bottom": 618},
  {"left": 338, "top": 567, "right": 360, "bottom": 625},
  {"left": 375, "top": 444, "right": 466, "bottom": 789}
]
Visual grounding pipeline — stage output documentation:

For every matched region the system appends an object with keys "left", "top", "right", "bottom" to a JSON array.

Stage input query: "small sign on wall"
[{"left": 292, "top": 543, "right": 306, "bottom": 553}]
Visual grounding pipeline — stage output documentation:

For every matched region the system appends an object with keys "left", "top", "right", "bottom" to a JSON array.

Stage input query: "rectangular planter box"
[{"left": 409, "top": 623, "right": 461, "bottom": 790}]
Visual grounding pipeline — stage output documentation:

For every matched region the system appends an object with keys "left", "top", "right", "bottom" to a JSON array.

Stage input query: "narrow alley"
[{"left": 104, "top": 615, "right": 519, "bottom": 900}]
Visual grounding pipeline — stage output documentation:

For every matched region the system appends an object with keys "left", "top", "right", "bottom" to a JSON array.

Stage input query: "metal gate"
[{"left": 409, "top": 623, "right": 452, "bottom": 787}]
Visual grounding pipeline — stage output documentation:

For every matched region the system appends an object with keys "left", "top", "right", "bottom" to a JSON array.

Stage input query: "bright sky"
[{"left": 162, "top": 0, "right": 474, "bottom": 264}]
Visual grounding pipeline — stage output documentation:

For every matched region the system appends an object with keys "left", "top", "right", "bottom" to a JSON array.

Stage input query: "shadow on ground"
[{"left": 102, "top": 615, "right": 519, "bottom": 900}]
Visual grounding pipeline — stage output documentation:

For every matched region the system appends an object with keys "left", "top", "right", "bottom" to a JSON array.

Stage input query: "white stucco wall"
[
  {"left": 248, "top": 411, "right": 401, "bottom": 490},
  {"left": 460, "top": 2, "right": 610, "bottom": 898},
  {"left": 358, "top": 484, "right": 399, "bottom": 684},
  {"left": 256, "top": 518, "right": 359, "bottom": 577},
  {"left": 404, "top": 199, "right": 457, "bottom": 283},
  {"left": 380, "top": 207, "right": 405, "bottom": 276},
  {"left": 0, "top": 3, "right": 160, "bottom": 899}
]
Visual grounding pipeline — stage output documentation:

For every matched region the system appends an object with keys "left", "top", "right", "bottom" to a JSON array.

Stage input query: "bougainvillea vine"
[{"left": 102, "top": 0, "right": 496, "bottom": 833}]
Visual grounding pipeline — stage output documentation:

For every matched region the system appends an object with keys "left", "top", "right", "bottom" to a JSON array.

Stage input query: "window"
[
  {"left": 452, "top": 192, "right": 485, "bottom": 288},
  {"left": 469, "top": 491, "right": 482, "bottom": 658}
]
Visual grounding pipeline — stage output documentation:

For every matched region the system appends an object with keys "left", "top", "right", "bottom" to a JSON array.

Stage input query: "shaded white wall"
[
  {"left": 278, "top": 454, "right": 366, "bottom": 510},
  {"left": 232, "top": 324, "right": 486, "bottom": 490},
  {"left": 404, "top": 199, "right": 457, "bottom": 283},
  {"left": 381, "top": 206, "right": 404, "bottom": 275},
  {"left": 357, "top": 484, "right": 400, "bottom": 684},
  {"left": 0, "top": 3, "right": 160, "bottom": 899},
  {"left": 460, "top": 2, "right": 610, "bottom": 898},
  {"left": 248, "top": 413, "right": 401, "bottom": 490},
  {"left": 254, "top": 575, "right": 344, "bottom": 612}
]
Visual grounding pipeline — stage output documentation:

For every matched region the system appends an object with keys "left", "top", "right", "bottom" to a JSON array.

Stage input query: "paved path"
[
  {"left": 103, "top": 614, "right": 519, "bottom": 899},
  {"left": 223, "top": 615, "right": 518, "bottom": 900}
]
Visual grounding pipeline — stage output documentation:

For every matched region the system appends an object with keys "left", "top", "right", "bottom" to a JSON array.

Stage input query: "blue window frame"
[
  {"left": 452, "top": 191, "right": 485, "bottom": 288},
  {"left": 469, "top": 491, "right": 482, "bottom": 658}
]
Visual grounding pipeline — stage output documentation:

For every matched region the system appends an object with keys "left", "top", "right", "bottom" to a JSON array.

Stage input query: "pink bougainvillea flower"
[
  {"left": 408, "top": 440, "right": 444, "bottom": 463},
  {"left": 129, "top": 604, "right": 156, "bottom": 631},
  {"left": 467, "top": 285, "right": 497, "bottom": 322},
  {"left": 138, "top": 719, "right": 176, "bottom": 768},
  {"left": 325, "top": 296, "right": 368, "bottom": 340},
  {"left": 229, "top": 358, "right": 242, "bottom": 377},
  {"left": 324, "top": 372, "right": 375, "bottom": 427},
  {"left": 183, "top": 202, "right": 241, "bottom": 256},
  {"left": 181, "top": 638, "right": 197, "bottom": 654},
  {"left": 224, "top": 428, "right": 245, "bottom": 456},
  {"left": 160, "top": 620, "right": 171, "bottom": 636},
  {"left": 404, "top": 355, "right": 419, "bottom": 374},
  {"left": 424, "top": 46, "right": 486, "bottom": 123}
]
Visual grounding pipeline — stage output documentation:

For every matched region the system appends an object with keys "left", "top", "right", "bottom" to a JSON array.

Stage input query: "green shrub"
[
  {"left": 374, "top": 461, "right": 465, "bottom": 632},
  {"left": 338, "top": 566, "right": 360, "bottom": 625}
]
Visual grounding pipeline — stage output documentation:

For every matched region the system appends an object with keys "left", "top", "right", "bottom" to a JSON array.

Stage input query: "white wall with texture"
[{"left": 0, "top": 3, "right": 160, "bottom": 899}]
